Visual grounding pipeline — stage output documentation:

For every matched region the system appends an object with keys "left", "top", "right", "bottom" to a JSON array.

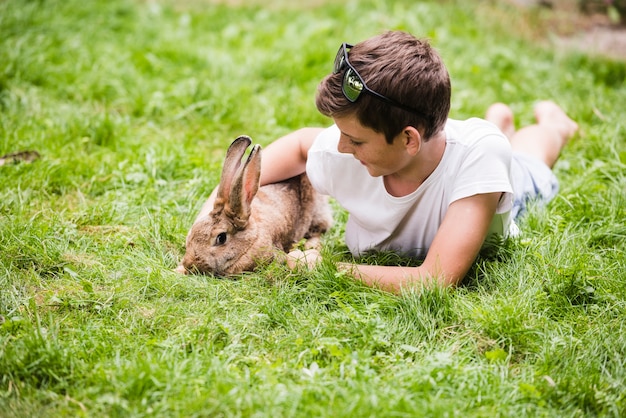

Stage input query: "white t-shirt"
[{"left": 306, "top": 118, "right": 515, "bottom": 259}]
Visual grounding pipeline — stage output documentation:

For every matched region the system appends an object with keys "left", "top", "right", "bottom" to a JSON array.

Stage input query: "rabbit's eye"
[{"left": 215, "top": 232, "right": 227, "bottom": 246}]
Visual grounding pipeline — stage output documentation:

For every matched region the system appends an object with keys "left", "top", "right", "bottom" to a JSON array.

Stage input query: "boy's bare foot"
[
  {"left": 485, "top": 102, "right": 516, "bottom": 139},
  {"left": 534, "top": 101, "right": 579, "bottom": 146}
]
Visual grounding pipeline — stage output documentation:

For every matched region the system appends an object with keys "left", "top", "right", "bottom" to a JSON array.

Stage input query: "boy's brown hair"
[{"left": 316, "top": 31, "right": 451, "bottom": 143}]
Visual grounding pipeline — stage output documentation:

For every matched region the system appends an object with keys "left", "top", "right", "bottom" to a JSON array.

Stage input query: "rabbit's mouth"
[
  {"left": 181, "top": 254, "right": 243, "bottom": 277},
  {"left": 219, "top": 260, "right": 248, "bottom": 277},
  {"left": 204, "top": 256, "right": 248, "bottom": 277},
  {"left": 181, "top": 255, "right": 220, "bottom": 277},
  {"left": 184, "top": 264, "right": 229, "bottom": 278}
]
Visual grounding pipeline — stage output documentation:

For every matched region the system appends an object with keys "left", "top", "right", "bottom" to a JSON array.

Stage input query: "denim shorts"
[{"left": 510, "top": 152, "right": 559, "bottom": 219}]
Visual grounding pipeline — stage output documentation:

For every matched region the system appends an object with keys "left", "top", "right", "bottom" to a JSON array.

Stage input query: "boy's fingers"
[{"left": 286, "top": 249, "right": 321, "bottom": 269}]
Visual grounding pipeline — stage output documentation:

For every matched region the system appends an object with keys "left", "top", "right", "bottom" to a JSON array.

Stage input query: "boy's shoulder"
[
  {"left": 310, "top": 124, "right": 340, "bottom": 151},
  {"left": 445, "top": 117, "right": 509, "bottom": 148},
  {"left": 445, "top": 116, "right": 504, "bottom": 135}
]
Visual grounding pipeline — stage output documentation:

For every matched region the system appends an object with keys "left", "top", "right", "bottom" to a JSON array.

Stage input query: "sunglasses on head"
[{"left": 333, "top": 43, "right": 419, "bottom": 114}]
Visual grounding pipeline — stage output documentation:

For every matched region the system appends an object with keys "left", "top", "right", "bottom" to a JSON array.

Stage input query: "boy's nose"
[{"left": 337, "top": 136, "right": 352, "bottom": 154}]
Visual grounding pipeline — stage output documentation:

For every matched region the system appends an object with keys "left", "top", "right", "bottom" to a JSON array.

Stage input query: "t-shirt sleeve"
[
  {"left": 305, "top": 125, "right": 340, "bottom": 196},
  {"left": 450, "top": 127, "right": 514, "bottom": 214}
]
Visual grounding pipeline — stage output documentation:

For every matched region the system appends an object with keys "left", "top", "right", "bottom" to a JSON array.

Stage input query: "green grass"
[{"left": 1, "top": 0, "right": 625, "bottom": 416}]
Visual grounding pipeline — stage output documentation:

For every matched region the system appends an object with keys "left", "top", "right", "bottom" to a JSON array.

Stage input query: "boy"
[{"left": 192, "top": 31, "right": 578, "bottom": 294}]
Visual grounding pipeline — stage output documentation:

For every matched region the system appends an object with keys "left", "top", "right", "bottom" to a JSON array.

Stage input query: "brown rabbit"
[{"left": 178, "top": 135, "right": 333, "bottom": 276}]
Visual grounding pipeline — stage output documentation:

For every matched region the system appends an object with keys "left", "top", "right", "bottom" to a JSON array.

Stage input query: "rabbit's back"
[{"left": 251, "top": 174, "right": 332, "bottom": 252}]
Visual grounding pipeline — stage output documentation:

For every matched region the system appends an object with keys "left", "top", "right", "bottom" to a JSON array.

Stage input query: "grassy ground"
[{"left": 1, "top": 0, "right": 625, "bottom": 416}]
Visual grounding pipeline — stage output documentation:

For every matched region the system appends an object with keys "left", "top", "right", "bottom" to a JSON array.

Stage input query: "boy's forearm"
[
  {"left": 193, "top": 188, "right": 218, "bottom": 224},
  {"left": 259, "top": 127, "right": 323, "bottom": 185},
  {"left": 337, "top": 262, "right": 447, "bottom": 295}
]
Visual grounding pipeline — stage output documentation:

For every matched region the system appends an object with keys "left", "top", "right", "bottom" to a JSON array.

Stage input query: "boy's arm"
[
  {"left": 193, "top": 128, "right": 322, "bottom": 223},
  {"left": 259, "top": 127, "right": 323, "bottom": 185},
  {"left": 346, "top": 192, "right": 501, "bottom": 292},
  {"left": 291, "top": 192, "right": 501, "bottom": 294}
]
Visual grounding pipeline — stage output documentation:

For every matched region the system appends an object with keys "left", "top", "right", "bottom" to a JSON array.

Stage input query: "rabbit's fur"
[{"left": 179, "top": 135, "right": 333, "bottom": 276}]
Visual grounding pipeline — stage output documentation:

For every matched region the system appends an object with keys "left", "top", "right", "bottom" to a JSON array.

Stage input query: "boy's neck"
[{"left": 383, "top": 130, "right": 446, "bottom": 197}]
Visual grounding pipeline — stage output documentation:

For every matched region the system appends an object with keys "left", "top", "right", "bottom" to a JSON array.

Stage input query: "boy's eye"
[{"left": 349, "top": 139, "right": 362, "bottom": 146}]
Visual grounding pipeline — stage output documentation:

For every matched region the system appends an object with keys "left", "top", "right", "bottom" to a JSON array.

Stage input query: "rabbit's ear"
[
  {"left": 227, "top": 144, "right": 261, "bottom": 228},
  {"left": 215, "top": 136, "right": 252, "bottom": 208}
]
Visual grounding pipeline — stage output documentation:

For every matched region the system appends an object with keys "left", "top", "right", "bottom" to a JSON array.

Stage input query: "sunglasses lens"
[
  {"left": 342, "top": 68, "right": 363, "bottom": 102},
  {"left": 333, "top": 45, "right": 345, "bottom": 74}
]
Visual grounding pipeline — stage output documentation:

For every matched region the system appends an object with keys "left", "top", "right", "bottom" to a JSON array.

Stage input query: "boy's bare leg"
[
  {"left": 485, "top": 102, "right": 516, "bottom": 139},
  {"left": 486, "top": 101, "right": 578, "bottom": 168}
]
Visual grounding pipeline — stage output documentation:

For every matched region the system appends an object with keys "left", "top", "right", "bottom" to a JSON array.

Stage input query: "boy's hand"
[{"left": 286, "top": 249, "right": 321, "bottom": 270}]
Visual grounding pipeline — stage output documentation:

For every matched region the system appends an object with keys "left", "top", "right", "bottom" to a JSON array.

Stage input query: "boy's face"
[{"left": 334, "top": 114, "right": 411, "bottom": 178}]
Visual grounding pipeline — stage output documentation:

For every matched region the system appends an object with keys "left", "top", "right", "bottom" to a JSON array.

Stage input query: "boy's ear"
[{"left": 403, "top": 126, "right": 422, "bottom": 155}]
